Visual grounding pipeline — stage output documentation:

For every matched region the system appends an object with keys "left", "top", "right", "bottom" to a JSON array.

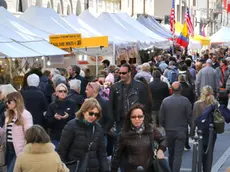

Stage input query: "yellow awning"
[{"left": 192, "top": 34, "right": 210, "bottom": 46}]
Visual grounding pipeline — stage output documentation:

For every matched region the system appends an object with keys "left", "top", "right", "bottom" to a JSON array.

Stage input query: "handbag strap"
[{"left": 149, "top": 131, "right": 158, "bottom": 160}]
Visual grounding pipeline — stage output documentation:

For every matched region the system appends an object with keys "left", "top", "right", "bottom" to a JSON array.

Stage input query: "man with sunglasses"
[
  {"left": 109, "top": 63, "right": 148, "bottom": 134},
  {"left": 86, "top": 82, "right": 113, "bottom": 134}
]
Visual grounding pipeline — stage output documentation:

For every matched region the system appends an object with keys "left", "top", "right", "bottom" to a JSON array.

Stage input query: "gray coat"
[
  {"left": 195, "top": 66, "right": 219, "bottom": 96},
  {"left": 159, "top": 94, "right": 192, "bottom": 132}
]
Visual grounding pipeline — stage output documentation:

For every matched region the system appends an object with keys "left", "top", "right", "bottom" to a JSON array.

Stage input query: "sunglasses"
[
  {"left": 119, "top": 72, "right": 128, "bottom": 75},
  {"left": 6, "top": 99, "right": 16, "bottom": 104},
  {"left": 88, "top": 112, "right": 100, "bottom": 118},
  {"left": 58, "top": 90, "right": 67, "bottom": 93},
  {"left": 130, "top": 115, "right": 144, "bottom": 119}
]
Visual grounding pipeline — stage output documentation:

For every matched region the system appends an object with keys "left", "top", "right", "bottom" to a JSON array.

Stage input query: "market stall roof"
[
  {"left": 98, "top": 12, "right": 155, "bottom": 44},
  {"left": 19, "top": 6, "right": 90, "bottom": 37},
  {"left": 0, "top": 35, "right": 41, "bottom": 58},
  {"left": 115, "top": 13, "right": 171, "bottom": 39},
  {"left": 78, "top": 10, "right": 137, "bottom": 43},
  {"left": 210, "top": 26, "right": 230, "bottom": 44},
  {"left": 0, "top": 7, "right": 50, "bottom": 40},
  {"left": 65, "top": 14, "right": 123, "bottom": 44},
  {"left": 0, "top": 7, "right": 68, "bottom": 57},
  {"left": 137, "top": 15, "right": 172, "bottom": 39}
]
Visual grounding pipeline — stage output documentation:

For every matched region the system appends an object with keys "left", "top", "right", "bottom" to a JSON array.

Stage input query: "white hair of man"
[
  {"left": 51, "top": 69, "right": 60, "bottom": 77},
  {"left": 27, "top": 74, "right": 40, "bottom": 87},
  {"left": 69, "top": 79, "right": 81, "bottom": 92}
]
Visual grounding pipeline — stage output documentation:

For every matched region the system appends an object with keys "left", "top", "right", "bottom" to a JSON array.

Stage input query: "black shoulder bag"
[
  {"left": 67, "top": 125, "right": 96, "bottom": 172},
  {"left": 149, "top": 132, "right": 171, "bottom": 172}
]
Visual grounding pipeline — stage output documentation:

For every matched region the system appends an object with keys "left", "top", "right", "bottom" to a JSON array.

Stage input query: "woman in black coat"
[
  {"left": 45, "top": 83, "right": 76, "bottom": 148},
  {"left": 111, "top": 104, "right": 167, "bottom": 172},
  {"left": 58, "top": 98, "right": 109, "bottom": 172}
]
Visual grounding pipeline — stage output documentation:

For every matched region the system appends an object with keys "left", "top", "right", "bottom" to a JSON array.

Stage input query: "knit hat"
[
  {"left": 105, "top": 73, "right": 114, "bottom": 84},
  {"left": 27, "top": 74, "right": 40, "bottom": 87}
]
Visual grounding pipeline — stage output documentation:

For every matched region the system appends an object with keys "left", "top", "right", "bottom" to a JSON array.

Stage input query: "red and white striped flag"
[
  {"left": 170, "top": 0, "right": 175, "bottom": 35},
  {"left": 185, "top": 7, "right": 194, "bottom": 37}
]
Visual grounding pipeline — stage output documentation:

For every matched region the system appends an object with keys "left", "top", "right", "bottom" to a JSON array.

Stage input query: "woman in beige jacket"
[{"left": 14, "top": 125, "right": 69, "bottom": 172}]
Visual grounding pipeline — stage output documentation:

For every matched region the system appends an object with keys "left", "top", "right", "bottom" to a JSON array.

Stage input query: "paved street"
[{"left": 178, "top": 124, "right": 230, "bottom": 172}]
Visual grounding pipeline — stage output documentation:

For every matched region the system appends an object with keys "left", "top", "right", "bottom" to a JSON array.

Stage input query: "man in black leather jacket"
[{"left": 109, "top": 63, "right": 148, "bottom": 133}]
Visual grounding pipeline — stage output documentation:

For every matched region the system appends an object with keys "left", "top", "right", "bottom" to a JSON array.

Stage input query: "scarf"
[
  {"left": 82, "top": 118, "right": 94, "bottom": 127},
  {"left": 131, "top": 123, "right": 145, "bottom": 134}
]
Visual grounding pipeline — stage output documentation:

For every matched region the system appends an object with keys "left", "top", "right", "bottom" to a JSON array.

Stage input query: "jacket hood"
[{"left": 23, "top": 143, "right": 55, "bottom": 154}]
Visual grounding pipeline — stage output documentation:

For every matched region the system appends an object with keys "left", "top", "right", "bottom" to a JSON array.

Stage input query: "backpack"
[{"left": 167, "top": 68, "right": 178, "bottom": 84}]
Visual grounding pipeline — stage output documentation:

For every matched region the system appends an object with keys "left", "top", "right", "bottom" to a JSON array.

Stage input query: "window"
[
  {"left": 18, "top": 0, "right": 23, "bottom": 12},
  {"left": 193, "top": 0, "right": 196, "bottom": 6}
]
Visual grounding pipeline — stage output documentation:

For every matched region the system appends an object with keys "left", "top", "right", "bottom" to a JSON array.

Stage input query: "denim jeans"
[{"left": 6, "top": 142, "right": 16, "bottom": 172}]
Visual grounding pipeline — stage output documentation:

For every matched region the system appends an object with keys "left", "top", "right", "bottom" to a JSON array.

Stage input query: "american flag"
[
  {"left": 170, "top": 0, "right": 175, "bottom": 35},
  {"left": 185, "top": 7, "right": 194, "bottom": 37}
]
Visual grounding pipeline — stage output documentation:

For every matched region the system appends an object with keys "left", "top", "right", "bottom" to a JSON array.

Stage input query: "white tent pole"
[
  {"left": 112, "top": 43, "right": 116, "bottom": 65},
  {"left": 42, "top": 56, "right": 46, "bottom": 70},
  {"left": 96, "top": 55, "right": 98, "bottom": 77}
]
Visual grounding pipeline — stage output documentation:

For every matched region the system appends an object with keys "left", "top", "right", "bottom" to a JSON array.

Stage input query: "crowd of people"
[{"left": 0, "top": 48, "right": 230, "bottom": 172}]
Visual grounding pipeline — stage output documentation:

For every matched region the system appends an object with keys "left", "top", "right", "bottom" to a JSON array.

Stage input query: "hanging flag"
[
  {"left": 200, "top": 24, "right": 206, "bottom": 37},
  {"left": 227, "top": 0, "right": 230, "bottom": 13},
  {"left": 185, "top": 7, "right": 194, "bottom": 37},
  {"left": 170, "top": 0, "right": 175, "bottom": 35},
  {"left": 176, "top": 23, "right": 189, "bottom": 48},
  {"left": 224, "top": 0, "right": 230, "bottom": 13}
]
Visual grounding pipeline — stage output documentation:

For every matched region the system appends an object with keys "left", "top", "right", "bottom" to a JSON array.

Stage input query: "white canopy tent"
[
  {"left": 19, "top": 6, "right": 90, "bottom": 37},
  {"left": 137, "top": 15, "right": 172, "bottom": 39},
  {"left": 211, "top": 27, "right": 230, "bottom": 45},
  {"left": 0, "top": 7, "right": 68, "bottom": 57},
  {"left": 0, "top": 35, "right": 41, "bottom": 58},
  {"left": 108, "top": 12, "right": 171, "bottom": 48}
]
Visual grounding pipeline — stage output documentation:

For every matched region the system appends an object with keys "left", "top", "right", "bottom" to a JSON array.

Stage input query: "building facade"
[
  {"left": 3, "top": 0, "right": 121, "bottom": 15},
  {"left": 1, "top": 0, "right": 225, "bottom": 35}
]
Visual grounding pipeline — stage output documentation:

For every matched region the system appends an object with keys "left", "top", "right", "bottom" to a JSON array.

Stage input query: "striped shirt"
[{"left": 6, "top": 118, "right": 17, "bottom": 143}]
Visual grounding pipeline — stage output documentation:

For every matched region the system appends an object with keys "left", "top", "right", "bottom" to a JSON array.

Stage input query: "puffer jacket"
[
  {"left": 58, "top": 119, "right": 109, "bottom": 172},
  {"left": 45, "top": 98, "right": 76, "bottom": 141},
  {"left": 111, "top": 125, "right": 167, "bottom": 172},
  {"left": 14, "top": 143, "right": 69, "bottom": 172}
]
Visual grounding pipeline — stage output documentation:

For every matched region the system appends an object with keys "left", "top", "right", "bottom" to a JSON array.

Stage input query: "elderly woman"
[
  {"left": 58, "top": 98, "right": 109, "bottom": 172},
  {"left": 111, "top": 104, "right": 167, "bottom": 172},
  {"left": 45, "top": 83, "right": 76, "bottom": 148}
]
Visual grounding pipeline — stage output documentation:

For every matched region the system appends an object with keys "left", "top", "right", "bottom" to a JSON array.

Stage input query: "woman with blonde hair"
[
  {"left": 192, "top": 85, "right": 218, "bottom": 172},
  {"left": 46, "top": 83, "right": 76, "bottom": 148},
  {"left": 0, "top": 92, "right": 33, "bottom": 172},
  {"left": 58, "top": 98, "right": 109, "bottom": 172},
  {"left": 14, "top": 125, "right": 69, "bottom": 172}
]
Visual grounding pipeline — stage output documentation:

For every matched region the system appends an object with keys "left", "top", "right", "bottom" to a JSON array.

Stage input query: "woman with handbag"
[
  {"left": 14, "top": 125, "right": 69, "bottom": 172},
  {"left": 0, "top": 92, "right": 33, "bottom": 172},
  {"left": 111, "top": 104, "right": 167, "bottom": 172},
  {"left": 58, "top": 98, "right": 109, "bottom": 172}
]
